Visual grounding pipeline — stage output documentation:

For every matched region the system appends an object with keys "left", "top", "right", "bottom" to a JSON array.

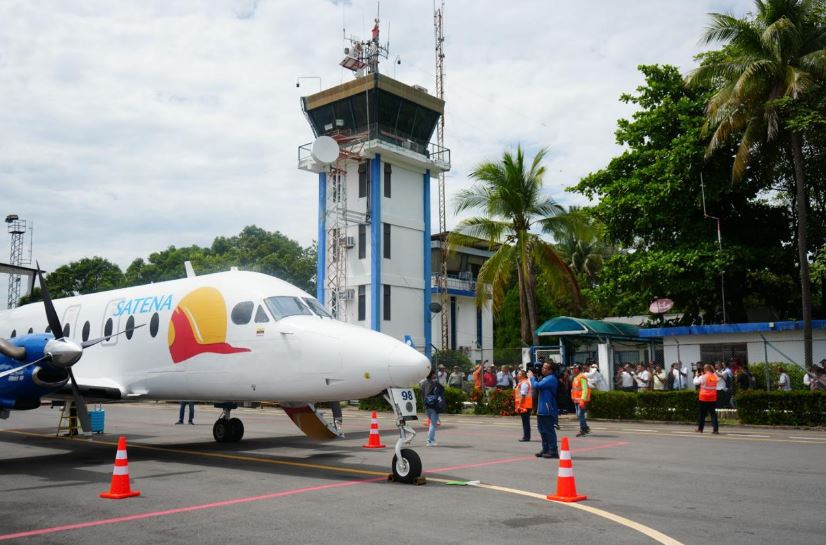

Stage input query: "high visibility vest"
[
  {"left": 514, "top": 379, "right": 533, "bottom": 413},
  {"left": 571, "top": 374, "right": 590, "bottom": 403},
  {"left": 699, "top": 373, "right": 718, "bottom": 402}
]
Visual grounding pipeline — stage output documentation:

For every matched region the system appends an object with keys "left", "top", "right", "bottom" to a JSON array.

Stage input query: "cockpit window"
[
  {"left": 231, "top": 301, "right": 254, "bottom": 325},
  {"left": 254, "top": 305, "right": 270, "bottom": 323},
  {"left": 264, "top": 296, "right": 313, "bottom": 320},
  {"left": 302, "top": 297, "right": 332, "bottom": 318}
]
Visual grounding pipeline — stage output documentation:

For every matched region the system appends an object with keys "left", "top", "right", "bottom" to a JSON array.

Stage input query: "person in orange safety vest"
[
  {"left": 514, "top": 370, "right": 533, "bottom": 442},
  {"left": 571, "top": 364, "right": 591, "bottom": 437},
  {"left": 693, "top": 364, "right": 719, "bottom": 434}
]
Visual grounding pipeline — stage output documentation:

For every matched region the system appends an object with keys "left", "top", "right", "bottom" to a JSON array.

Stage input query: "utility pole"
[
  {"left": 701, "top": 174, "right": 726, "bottom": 323},
  {"left": 434, "top": 0, "right": 449, "bottom": 352}
]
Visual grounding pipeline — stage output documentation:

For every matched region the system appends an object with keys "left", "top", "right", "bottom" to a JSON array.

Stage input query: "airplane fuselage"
[{"left": 0, "top": 270, "right": 430, "bottom": 404}]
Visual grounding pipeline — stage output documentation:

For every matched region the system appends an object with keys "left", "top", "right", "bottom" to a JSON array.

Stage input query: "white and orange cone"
[
  {"left": 362, "top": 411, "right": 386, "bottom": 449},
  {"left": 546, "top": 437, "right": 587, "bottom": 502},
  {"left": 100, "top": 436, "right": 141, "bottom": 499}
]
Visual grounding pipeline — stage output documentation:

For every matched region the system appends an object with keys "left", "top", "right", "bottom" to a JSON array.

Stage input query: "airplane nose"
[{"left": 388, "top": 343, "right": 431, "bottom": 387}]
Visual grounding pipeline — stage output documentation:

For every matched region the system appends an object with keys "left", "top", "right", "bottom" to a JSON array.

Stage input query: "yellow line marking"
[{"left": 470, "top": 482, "right": 685, "bottom": 545}]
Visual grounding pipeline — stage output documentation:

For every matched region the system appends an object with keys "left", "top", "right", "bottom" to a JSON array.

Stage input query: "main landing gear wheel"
[
  {"left": 213, "top": 417, "right": 244, "bottom": 443},
  {"left": 392, "top": 448, "right": 422, "bottom": 484}
]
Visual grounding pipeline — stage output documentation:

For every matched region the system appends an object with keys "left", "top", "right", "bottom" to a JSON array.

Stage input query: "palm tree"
[
  {"left": 449, "top": 146, "right": 581, "bottom": 346},
  {"left": 548, "top": 206, "right": 615, "bottom": 288},
  {"left": 686, "top": 0, "right": 826, "bottom": 367}
]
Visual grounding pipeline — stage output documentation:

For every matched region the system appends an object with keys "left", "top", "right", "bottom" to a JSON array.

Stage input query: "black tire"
[
  {"left": 391, "top": 448, "right": 422, "bottom": 484},
  {"left": 229, "top": 417, "right": 244, "bottom": 442},
  {"left": 213, "top": 419, "right": 230, "bottom": 443}
]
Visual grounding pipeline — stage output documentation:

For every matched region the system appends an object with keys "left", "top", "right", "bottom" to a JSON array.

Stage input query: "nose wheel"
[{"left": 383, "top": 389, "right": 424, "bottom": 484}]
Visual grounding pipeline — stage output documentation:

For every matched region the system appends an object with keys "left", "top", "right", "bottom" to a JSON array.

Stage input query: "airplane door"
[
  {"left": 61, "top": 305, "right": 81, "bottom": 340},
  {"left": 100, "top": 299, "right": 124, "bottom": 347}
]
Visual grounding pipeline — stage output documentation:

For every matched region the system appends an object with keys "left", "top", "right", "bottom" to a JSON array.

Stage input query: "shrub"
[
  {"left": 635, "top": 391, "right": 697, "bottom": 421},
  {"left": 432, "top": 350, "right": 472, "bottom": 372},
  {"left": 736, "top": 391, "right": 826, "bottom": 426},
  {"left": 748, "top": 362, "right": 807, "bottom": 391},
  {"left": 589, "top": 391, "right": 637, "bottom": 420},
  {"left": 472, "top": 388, "right": 515, "bottom": 415}
]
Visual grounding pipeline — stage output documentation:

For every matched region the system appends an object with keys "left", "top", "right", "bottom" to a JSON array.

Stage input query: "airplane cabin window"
[
  {"left": 254, "top": 305, "right": 270, "bottom": 323},
  {"left": 82, "top": 321, "right": 90, "bottom": 342},
  {"left": 264, "top": 296, "right": 313, "bottom": 320},
  {"left": 63, "top": 324, "right": 70, "bottom": 338},
  {"left": 10, "top": 329, "right": 16, "bottom": 338},
  {"left": 302, "top": 297, "right": 332, "bottom": 318},
  {"left": 231, "top": 301, "right": 254, "bottom": 325},
  {"left": 150, "top": 313, "right": 159, "bottom": 337},
  {"left": 27, "top": 328, "right": 33, "bottom": 334},
  {"left": 125, "top": 315, "right": 135, "bottom": 340},
  {"left": 104, "top": 318, "right": 113, "bottom": 340}
]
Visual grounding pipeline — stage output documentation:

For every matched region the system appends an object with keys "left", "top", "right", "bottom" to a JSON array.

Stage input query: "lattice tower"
[
  {"left": 6, "top": 218, "right": 27, "bottom": 309},
  {"left": 434, "top": 1, "right": 449, "bottom": 351}
]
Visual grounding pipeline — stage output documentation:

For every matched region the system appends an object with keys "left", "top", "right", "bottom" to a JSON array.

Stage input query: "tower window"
[
  {"left": 358, "top": 285, "right": 366, "bottom": 321},
  {"left": 383, "top": 285, "right": 391, "bottom": 321},
  {"left": 383, "top": 223, "right": 391, "bottom": 259},
  {"left": 384, "top": 163, "right": 392, "bottom": 198},
  {"left": 358, "top": 162, "right": 369, "bottom": 198},
  {"left": 358, "top": 224, "right": 366, "bottom": 259}
]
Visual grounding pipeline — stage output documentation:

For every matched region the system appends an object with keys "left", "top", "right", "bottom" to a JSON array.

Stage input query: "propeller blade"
[
  {"left": 0, "top": 354, "right": 52, "bottom": 379},
  {"left": 81, "top": 324, "right": 145, "bottom": 349},
  {"left": 36, "top": 263, "right": 64, "bottom": 340},
  {"left": 66, "top": 368, "right": 91, "bottom": 433}
]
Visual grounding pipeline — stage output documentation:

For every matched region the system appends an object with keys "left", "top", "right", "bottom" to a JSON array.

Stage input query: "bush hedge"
[
  {"left": 472, "top": 388, "right": 515, "bottom": 416},
  {"left": 358, "top": 385, "right": 467, "bottom": 414},
  {"left": 747, "top": 362, "right": 808, "bottom": 391},
  {"left": 736, "top": 391, "right": 826, "bottom": 426}
]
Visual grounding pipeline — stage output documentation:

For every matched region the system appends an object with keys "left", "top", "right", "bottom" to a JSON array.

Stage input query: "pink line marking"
[
  {"left": 0, "top": 477, "right": 383, "bottom": 542},
  {"left": 426, "top": 441, "right": 627, "bottom": 473}
]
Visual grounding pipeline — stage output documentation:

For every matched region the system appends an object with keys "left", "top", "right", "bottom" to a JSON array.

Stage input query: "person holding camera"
[{"left": 528, "top": 361, "right": 559, "bottom": 458}]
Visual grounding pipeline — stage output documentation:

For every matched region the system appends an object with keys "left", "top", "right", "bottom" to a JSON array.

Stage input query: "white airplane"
[{"left": 0, "top": 267, "right": 430, "bottom": 482}]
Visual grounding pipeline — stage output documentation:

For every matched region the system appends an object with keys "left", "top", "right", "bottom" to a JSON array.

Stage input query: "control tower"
[{"left": 298, "top": 21, "right": 450, "bottom": 358}]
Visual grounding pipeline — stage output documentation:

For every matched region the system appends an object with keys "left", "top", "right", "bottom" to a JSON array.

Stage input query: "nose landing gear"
[
  {"left": 383, "top": 388, "right": 424, "bottom": 484},
  {"left": 212, "top": 403, "right": 244, "bottom": 443}
]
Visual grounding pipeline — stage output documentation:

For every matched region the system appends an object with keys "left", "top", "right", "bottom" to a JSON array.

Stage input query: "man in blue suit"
[{"left": 529, "top": 361, "right": 559, "bottom": 458}]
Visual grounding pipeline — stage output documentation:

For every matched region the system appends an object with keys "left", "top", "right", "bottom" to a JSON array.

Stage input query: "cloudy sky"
[{"left": 0, "top": 0, "right": 753, "bottom": 302}]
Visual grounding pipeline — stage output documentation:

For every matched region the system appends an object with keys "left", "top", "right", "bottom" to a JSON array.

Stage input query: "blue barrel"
[{"left": 89, "top": 409, "right": 105, "bottom": 433}]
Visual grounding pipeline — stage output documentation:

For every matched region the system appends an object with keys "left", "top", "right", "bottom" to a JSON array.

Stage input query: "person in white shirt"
[
  {"left": 777, "top": 367, "right": 792, "bottom": 391},
  {"left": 652, "top": 365, "right": 667, "bottom": 391},
  {"left": 585, "top": 364, "right": 606, "bottom": 390},
  {"left": 634, "top": 364, "right": 651, "bottom": 390},
  {"left": 670, "top": 362, "right": 687, "bottom": 390},
  {"left": 620, "top": 365, "right": 635, "bottom": 391}
]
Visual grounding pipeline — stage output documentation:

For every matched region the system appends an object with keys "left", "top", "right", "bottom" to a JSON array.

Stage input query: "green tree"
[
  {"left": 44, "top": 257, "right": 125, "bottom": 298},
  {"left": 451, "top": 146, "right": 581, "bottom": 346},
  {"left": 549, "top": 206, "right": 614, "bottom": 289},
  {"left": 574, "top": 64, "right": 796, "bottom": 322},
  {"left": 685, "top": 0, "right": 826, "bottom": 365}
]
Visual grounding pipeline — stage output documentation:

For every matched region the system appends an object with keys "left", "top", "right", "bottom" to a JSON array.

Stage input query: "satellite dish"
[
  {"left": 649, "top": 298, "right": 675, "bottom": 314},
  {"left": 429, "top": 302, "right": 442, "bottom": 313},
  {"left": 311, "top": 136, "right": 340, "bottom": 165}
]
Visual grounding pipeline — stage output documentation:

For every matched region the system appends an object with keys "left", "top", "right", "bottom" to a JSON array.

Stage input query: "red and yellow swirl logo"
[{"left": 168, "top": 287, "right": 250, "bottom": 363}]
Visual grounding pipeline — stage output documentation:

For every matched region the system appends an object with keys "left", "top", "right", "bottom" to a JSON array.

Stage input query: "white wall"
[{"left": 661, "top": 329, "right": 826, "bottom": 369}]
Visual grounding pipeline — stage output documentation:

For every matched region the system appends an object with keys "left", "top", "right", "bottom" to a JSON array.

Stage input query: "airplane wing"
[
  {"left": 53, "top": 377, "right": 125, "bottom": 401},
  {"left": 281, "top": 403, "right": 344, "bottom": 440}
]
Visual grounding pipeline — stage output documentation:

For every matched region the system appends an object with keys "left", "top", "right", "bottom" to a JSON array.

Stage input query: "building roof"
[
  {"left": 639, "top": 320, "right": 826, "bottom": 338},
  {"left": 536, "top": 316, "right": 653, "bottom": 342}
]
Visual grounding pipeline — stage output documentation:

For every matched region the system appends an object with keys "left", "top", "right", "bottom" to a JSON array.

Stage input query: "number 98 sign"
[{"left": 389, "top": 388, "right": 417, "bottom": 416}]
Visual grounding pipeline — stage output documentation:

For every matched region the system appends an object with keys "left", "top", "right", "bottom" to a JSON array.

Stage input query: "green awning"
[{"left": 536, "top": 316, "right": 648, "bottom": 341}]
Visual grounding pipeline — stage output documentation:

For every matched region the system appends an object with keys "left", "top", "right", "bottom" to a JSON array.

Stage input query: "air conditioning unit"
[
  {"left": 342, "top": 236, "right": 355, "bottom": 249},
  {"left": 338, "top": 289, "right": 355, "bottom": 301}
]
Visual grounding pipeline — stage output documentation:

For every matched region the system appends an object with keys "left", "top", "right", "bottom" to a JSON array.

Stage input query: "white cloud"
[{"left": 0, "top": 0, "right": 753, "bottom": 298}]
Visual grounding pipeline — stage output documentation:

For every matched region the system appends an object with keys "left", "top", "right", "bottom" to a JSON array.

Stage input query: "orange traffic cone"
[
  {"left": 100, "top": 436, "right": 141, "bottom": 499},
  {"left": 546, "top": 437, "right": 587, "bottom": 503},
  {"left": 362, "top": 411, "right": 386, "bottom": 449}
]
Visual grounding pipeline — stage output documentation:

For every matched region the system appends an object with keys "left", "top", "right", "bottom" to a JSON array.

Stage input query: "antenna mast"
[
  {"left": 434, "top": 0, "right": 449, "bottom": 352},
  {"left": 700, "top": 173, "right": 726, "bottom": 324}
]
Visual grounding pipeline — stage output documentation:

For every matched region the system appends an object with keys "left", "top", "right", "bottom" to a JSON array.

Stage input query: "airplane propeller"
[{"left": 0, "top": 264, "right": 141, "bottom": 432}]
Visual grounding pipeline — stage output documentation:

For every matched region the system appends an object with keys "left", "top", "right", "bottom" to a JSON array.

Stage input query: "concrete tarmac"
[{"left": 1, "top": 403, "right": 824, "bottom": 544}]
